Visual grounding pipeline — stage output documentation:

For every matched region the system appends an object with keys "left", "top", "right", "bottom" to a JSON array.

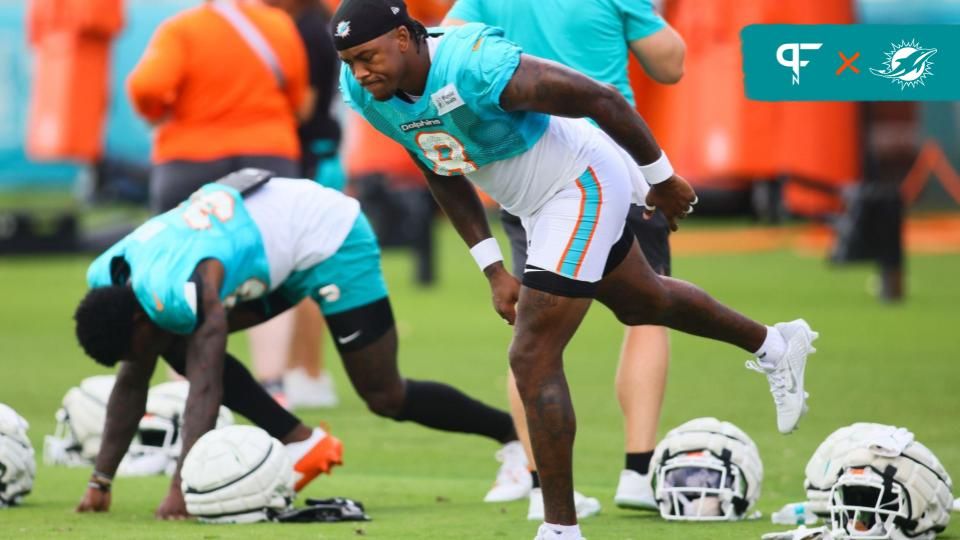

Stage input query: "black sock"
[
  {"left": 626, "top": 451, "right": 655, "bottom": 475},
  {"left": 395, "top": 379, "right": 517, "bottom": 443},
  {"left": 164, "top": 350, "right": 301, "bottom": 441},
  {"left": 531, "top": 470, "right": 541, "bottom": 488},
  {"left": 220, "top": 354, "right": 300, "bottom": 440}
]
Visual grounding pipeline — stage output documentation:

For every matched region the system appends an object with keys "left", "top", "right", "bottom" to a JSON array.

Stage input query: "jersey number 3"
[
  {"left": 415, "top": 131, "right": 478, "bottom": 175},
  {"left": 182, "top": 191, "right": 236, "bottom": 230}
]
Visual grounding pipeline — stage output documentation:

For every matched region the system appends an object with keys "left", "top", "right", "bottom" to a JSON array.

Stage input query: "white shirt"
[
  {"left": 244, "top": 178, "right": 361, "bottom": 289},
  {"left": 466, "top": 116, "right": 649, "bottom": 217}
]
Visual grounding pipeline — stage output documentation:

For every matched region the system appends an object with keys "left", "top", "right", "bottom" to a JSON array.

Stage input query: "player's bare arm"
[
  {"left": 415, "top": 156, "right": 519, "bottom": 324},
  {"left": 75, "top": 353, "right": 157, "bottom": 513},
  {"left": 629, "top": 25, "right": 686, "bottom": 85},
  {"left": 499, "top": 54, "right": 697, "bottom": 230},
  {"left": 156, "top": 259, "right": 229, "bottom": 520}
]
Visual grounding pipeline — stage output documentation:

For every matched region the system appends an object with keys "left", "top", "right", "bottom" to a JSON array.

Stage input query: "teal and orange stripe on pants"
[{"left": 557, "top": 167, "right": 603, "bottom": 278}]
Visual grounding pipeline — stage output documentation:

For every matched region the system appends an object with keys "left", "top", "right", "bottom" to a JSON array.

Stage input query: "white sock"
[
  {"left": 284, "top": 427, "right": 326, "bottom": 463},
  {"left": 542, "top": 523, "right": 582, "bottom": 539},
  {"left": 753, "top": 326, "right": 786, "bottom": 369}
]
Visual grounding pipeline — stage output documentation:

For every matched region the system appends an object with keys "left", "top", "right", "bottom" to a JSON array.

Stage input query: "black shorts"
[
  {"left": 500, "top": 204, "right": 672, "bottom": 281},
  {"left": 625, "top": 205, "right": 672, "bottom": 277},
  {"left": 231, "top": 294, "right": 394, "bottom": 354}
]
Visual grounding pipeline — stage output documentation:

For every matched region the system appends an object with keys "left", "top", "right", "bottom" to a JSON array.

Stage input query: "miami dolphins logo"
[
  {"left": 335, "top": 21, "right": 351, "bottom": 39},
  {"left": 870, "top": 39, "right": 937, "bottom": 89}
]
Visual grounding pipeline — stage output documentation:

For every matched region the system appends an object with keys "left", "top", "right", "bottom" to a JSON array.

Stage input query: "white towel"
[{"left": 865, "top": 425, "right": 914, "bottom": 457}]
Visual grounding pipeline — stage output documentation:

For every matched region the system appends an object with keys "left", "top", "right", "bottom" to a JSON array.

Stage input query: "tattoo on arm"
[{"left": 499, "top": 54, "right": 662, "bottom": 165}]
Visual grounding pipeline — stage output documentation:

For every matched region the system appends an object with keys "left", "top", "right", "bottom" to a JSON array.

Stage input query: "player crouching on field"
[{"left": 73, "top": 169, "right": 519, "bottom": 519}]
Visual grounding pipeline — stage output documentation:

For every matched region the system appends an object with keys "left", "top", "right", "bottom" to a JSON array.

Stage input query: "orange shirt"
[{"left": 128, "top": 1, "right": 308, "bottom": 163}]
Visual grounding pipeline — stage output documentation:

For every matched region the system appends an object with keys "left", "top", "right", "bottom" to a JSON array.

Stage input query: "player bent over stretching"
[{"left": 73, "top": 170, "right": 518, "bottom": 519}]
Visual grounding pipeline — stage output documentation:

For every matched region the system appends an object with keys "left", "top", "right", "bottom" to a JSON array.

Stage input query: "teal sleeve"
[
  {"left": 87, "top": 241, "right": 128, "bottom": 288},
  {"left": 87, "top": 255, "right": 113, "bottom": 288},
  {"left": 339, "top": 63, "right": 364, "bottom": 113},
  {"left": 445, "top": 0, "right": 485, "bottom": 23},
  {"left": 458, "top": 29, "right": 523, "bottom": 113},
  {"left": 618, "top": 0, "right": 667, "bottom": 41}
]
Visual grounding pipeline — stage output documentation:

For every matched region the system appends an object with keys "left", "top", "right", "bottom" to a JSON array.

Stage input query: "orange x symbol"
[{"left": 836, "top": 51, "right": 860, "bottom": 75}]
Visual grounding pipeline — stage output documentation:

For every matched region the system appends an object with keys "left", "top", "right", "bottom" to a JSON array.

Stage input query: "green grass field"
[{"left": 1, "top": 222, "right": 958, "bottom": 539}]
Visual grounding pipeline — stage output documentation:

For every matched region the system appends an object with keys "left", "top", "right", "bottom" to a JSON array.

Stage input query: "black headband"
[{"left": 331, "top": 0, "right": 411, "bottom": 51}]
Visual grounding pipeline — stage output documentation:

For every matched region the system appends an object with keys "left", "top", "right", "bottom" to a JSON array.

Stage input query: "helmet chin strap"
[
  {"left": 679, "top": 494, "right": 723, "bottom": 518},
  {"left": 848, "top": 516, "right": 886, "bottom": 538}
]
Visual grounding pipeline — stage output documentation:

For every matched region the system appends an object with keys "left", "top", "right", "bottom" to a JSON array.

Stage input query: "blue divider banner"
[{"left": 743, "top": 24, "right": 960, "bottom": 101}]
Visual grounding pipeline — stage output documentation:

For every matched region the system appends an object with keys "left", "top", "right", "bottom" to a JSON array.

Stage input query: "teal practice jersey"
[
  {"left": 340, "top": 23, "right": 549, "bottom": 176},
  {"left": 446, "top": 0, "right": 666, "bottom": 106},
  {"left": 87, "top": 184, "right": 271, "bottom": 335}
]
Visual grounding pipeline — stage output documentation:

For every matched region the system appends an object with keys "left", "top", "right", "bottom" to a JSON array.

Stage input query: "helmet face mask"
[
  {"left": 651, "top": 418, "right": 763, "bottom": 522},
  {"left": 119, "top": 413, "right": 182, "bottom": 477},
  {"left": 43, "top": 376, "right": 115, "bottom": 467},
  {"left": 43, "top": 408, "right": 84, "bottom": 466},
  {"left": 118, "top": 382, "right": 234, "bottom": 477},
  {"left": 656, "top": 453, "right": 744, "bottom": 520},
  {"left": 830, "top": 468, "right": 908, "bottom": 539},
  {"left": 0, "top": 403, "right": 36, "bottom": 507},
  {"left": 805, "top": 423, "right": 952, "bottom": 540}
]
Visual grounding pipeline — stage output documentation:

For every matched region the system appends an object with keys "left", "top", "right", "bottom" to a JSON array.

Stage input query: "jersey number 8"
[{"left": 415, "top": 131, "right": 478, "bottom": 175}]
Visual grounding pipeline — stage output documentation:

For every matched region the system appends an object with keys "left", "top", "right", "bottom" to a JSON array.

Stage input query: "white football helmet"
[
  {"left": 43, "top": 375, "right": 115, "bottom": 467},
  {"left": 651, "top": 417, "right": 764, "bottom": 521},
  {"left": 804, "top": 423, "right": 953, "bottom": 540},
  {"left": 181, "top": 425, "right": 294, "bottom": 523},
  {"left": 118, "top": 381, "right": 234, "bottom": 477},
  {"left": 0, "top": 403, "right": 36, "bottom": 507}
]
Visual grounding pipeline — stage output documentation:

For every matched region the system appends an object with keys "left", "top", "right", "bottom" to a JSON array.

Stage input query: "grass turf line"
[{"left": 0, "top": 224, "right": 958, "bottom": 539}]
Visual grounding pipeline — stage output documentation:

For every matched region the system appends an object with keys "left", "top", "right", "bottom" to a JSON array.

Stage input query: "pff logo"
[
  {"left": 776, "top": 42, "right": 823, "bottom": 85},
  {"left": 870, "top": 39, "right": 937, "bottom": 89}
]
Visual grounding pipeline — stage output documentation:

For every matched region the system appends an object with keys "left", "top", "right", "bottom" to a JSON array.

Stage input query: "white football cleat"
[
  {"left": 953, "top": 497, "right": 960, "bottom": 512},
  {"left": 534, "top": 523, "right": 586, "bottom": 540},
  {"left": 613, "top": 469, "right": 657, "bottom": 510},
  {"left": 484, "top": 441, "right": 532, "bottom": 502},
  {"left": 746, "top": 319, "right": 819, "bottom": 434},
  {"left": 528, "top": 488, "right": 601, "bottom": 521},
  {"left": 284, "top": 368, "right": 339, "bottom": 409}
]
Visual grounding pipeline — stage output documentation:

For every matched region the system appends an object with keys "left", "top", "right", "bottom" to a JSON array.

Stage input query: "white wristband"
[
  {"left": 470, "top": 238, "right": 503, "bottom": 271},
  {"left": 639, "top": 151, "right": 674, "bottom": 185}
]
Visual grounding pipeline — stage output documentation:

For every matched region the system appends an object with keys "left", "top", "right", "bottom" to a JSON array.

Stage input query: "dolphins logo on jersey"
[
  {"left": 870, "top": 39, "right": 937, "bottom": 89},
  {"left": 335, "top": 21, "right": 351, "bottom": 39}
]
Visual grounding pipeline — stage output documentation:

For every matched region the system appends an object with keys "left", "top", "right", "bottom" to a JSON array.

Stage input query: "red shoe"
[{"left": 291, "top": 429, "right": 343, "bottom": 492}]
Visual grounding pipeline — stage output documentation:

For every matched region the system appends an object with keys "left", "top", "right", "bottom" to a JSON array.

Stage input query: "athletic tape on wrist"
[
  {"left": 469, "top": 238, "right": 503, "bottom": 271},
  {"left": 640, "top": 151, "right": 674, "bottom": 185}
]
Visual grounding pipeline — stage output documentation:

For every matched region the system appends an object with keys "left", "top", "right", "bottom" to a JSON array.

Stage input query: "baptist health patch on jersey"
[
  {"left": 431, "top": 84, "right": 465, "bottom": 115},
  {"left": 339, "top": 23, "right": 549, "bottom": 176}
]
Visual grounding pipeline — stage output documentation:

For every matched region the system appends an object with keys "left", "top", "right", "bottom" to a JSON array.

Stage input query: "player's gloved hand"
[
  {"left": 76, "top": 484, "right": 111, "bottom": 513},
  {"left": 643, "top": 175, "right": 697, "bottom": 231},
  {"left": 485, "top": 263, "right": 519, "bottom": 325},
  {"left": 155, "top": 486, "right": 190, "bottom": 520}
]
